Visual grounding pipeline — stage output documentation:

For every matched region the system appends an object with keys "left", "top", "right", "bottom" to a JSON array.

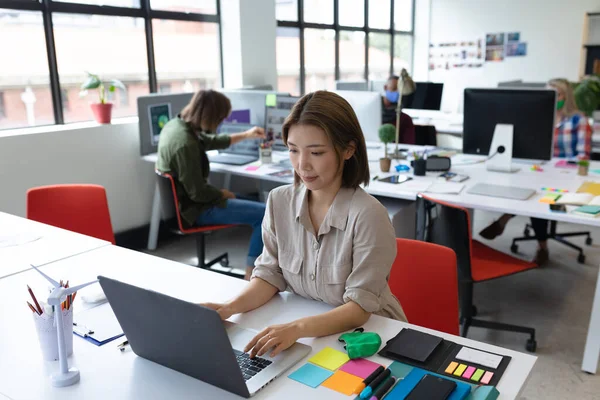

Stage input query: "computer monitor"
[
  {"left": 333, "top": 90, "right": 382, "bottom": 142},
  {"left": 265, "top": 94, "right": 300, "bottom": 149},
  {"left": 463, "top": 88, "right": 556, "bottom": 161},
  {"left": 335, "top": 81, "right": 369, "bottom": 91},
  {"left": 402, "top": 82, "right": 444, "bottom": 110}
]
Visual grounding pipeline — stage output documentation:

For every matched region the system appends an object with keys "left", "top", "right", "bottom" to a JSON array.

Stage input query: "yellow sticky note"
[
  {"left": 308, "top": 347, "right": 350, "bottom": 371},
  {"left": 321, "top": 370, "right": 364, "bottom": 395},
  {"left": 453, "top": 364, "right": 467, "bottom": 376}
]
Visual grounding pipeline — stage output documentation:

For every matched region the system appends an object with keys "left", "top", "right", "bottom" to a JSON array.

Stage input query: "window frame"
[
  {"left": 276, "top": 0, "right": 415, "bottom": 95},
  {"left": 0, "top": 0, "right": 223, "bottom": 127}
]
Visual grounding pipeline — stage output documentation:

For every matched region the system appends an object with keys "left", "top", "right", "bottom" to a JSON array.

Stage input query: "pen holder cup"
[
  {"left": 33, "top": 307, "right": 74, "bottom": 361},
  {"left": 413, "top": 159, "right": 427, "bottom": 176},
  {"left": 259, "top": 147, "right": 273, "bottom": 164}
]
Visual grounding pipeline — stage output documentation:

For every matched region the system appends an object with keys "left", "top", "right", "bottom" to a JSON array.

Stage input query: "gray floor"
[{"left": 143, "top": 211, "right": 600, "bottom": 399}]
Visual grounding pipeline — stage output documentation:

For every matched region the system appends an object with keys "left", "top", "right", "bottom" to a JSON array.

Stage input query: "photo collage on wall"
[
  {"left": 429, "top": 31, "right": 528, "bottom": 70},
  {"left": 428, "top": 39, "right": 484, "bottom": 71}
]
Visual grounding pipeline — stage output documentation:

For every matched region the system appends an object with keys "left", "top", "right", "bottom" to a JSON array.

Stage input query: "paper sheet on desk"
[
  {"left": 0, "top": 233, "right": 42, "bottom": 249},
  {"left": 73, "top": 303, "right": 124, "bottom": 345},
  {"left": 395, "top": 180, "right": 432, "bottom": 192},
  {"left": 425, "top": 182, "right": 465, "bottom": 194}
]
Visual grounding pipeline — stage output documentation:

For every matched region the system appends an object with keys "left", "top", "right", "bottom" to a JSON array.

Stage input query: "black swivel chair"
[{"left": 155, "top": 170, "right": 243, "bottom": 279}]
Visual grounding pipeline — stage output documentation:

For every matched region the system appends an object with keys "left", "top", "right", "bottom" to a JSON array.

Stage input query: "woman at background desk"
[
  {"left": 156, "top": 90, "right": 266, "bottom": 280},
  {"left": 202, "top": 91, "right": 406, "bottom": 358},
  {"left": 479, "top": 78, "right": 592, "bottom": 265}
]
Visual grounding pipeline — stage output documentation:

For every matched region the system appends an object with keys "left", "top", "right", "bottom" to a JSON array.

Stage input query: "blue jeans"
[{"left": 195, "top": 198, "right": 265, "bottom": 267}]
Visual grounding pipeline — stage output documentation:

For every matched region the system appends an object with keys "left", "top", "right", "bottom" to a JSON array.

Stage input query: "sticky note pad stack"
[
  {"left": 288, "top": 363, "right": 333, "bottom": 388},
  {"left": 308, "top": 347, "right": 349, "bottom": 370},
  {"left": 573, "top": 205, "right": 600, "bottom": 218},
  {"left": 539, "top": 193, "right": 561, "bottom": 204}
]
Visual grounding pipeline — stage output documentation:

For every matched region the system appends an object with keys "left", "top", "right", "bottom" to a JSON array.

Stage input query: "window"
[
  {"left": 53, "top": 14, "right": 148, "bottom": 123},
  {"left": 276, "top": 27, "right": 301, "bottom": 96},
  {"left": 304, "top": 29, "right": 335, "bottom": 93},
  {"left": 150, "top": 0, "right": 216, "bottom": 14},
  {"left": 0, "top": 1, "right": 222, "bottom": 130},
  {"left": 0, "top": 10, "right": 53, "bottom": 129},
  {"left": 339, "top": 31, "right": 365, "bottom": 81},
  {"left": 153, "top": 20, "right": 221, "bottom": 93},
  {"left": 276, "top": 0, "right": 415, "bottom": 95},
  {"left": 158, "top": 83, "right": 171, "bottom": 94},
  {"left": 0, "top": 92, "right": 5, "bottom": 118}
]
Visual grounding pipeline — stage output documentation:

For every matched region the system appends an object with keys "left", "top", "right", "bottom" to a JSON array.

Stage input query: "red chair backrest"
[
  {"left": 26, "top": 184, "right": 115, "bottom": 244},
  {"left": 389, "top": 238, "right": 460, "bottom": 335}
]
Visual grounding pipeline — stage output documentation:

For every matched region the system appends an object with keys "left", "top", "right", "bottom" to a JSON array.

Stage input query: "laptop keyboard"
[{"left": 234, "top": 349, "right": 272, "bottom": 381}]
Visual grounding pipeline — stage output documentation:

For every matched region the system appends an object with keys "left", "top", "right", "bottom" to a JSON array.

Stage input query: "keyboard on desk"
[
  {"left": 208, "top": 153, "right": 258, "bottom": 165},
  {"left": 234, "top": 349, "right": 272, "bottom": 381}
]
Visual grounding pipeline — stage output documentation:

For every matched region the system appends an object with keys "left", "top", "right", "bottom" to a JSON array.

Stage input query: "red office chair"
[
  {"left": 416, "top": 194, "right": 538, "bottom": 352},
  {"left": 389, "top": 238, "right": 460, "bottom": 335},
  {"left": 26, "top": 184, "right": 115, "bottom": 244},
  {"left": 155, "top": 171, "right": 242, "bottom": 278}
]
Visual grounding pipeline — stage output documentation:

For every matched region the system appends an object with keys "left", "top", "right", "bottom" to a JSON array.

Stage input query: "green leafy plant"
[
  {"left": 378, "top": 124, "right": 396, "bottom": 158},
  {"left": 573, "top": 75, "right": 600, "bottom": 117},
  {"left": 577, "top": 159, "right": 590, "bottom": 167},
  {"left": 80, "top": 72, "right": 126, "bottom": 104}
]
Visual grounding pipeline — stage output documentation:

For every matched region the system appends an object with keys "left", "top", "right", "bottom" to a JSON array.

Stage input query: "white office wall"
[
  {"left": 424, "top": 0, "right": 600, "bottom": 112},
  {"left": 412, "top": 0, "right": 431, "bottom": 81},
  {"left": 0, "top": 120, "right": 156, "bottom": 233},
  {"left": 221, "top": 0, "right": 277, "bottom": 89}
]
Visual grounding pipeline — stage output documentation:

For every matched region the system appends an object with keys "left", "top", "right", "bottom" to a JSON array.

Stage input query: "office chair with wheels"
[
  {"left": 415, "top": 194, "right": 539, "bottom": 352},
  {"left": 389, "top": 238, "right": 460, "bottom": 335},
  {"left": 27, "top": 184, "right": 115, "bottom": 244},
  {"left": 155, "top": 171, "right": 242, "bottom": 279},
  {"left": 511, "top": 221, "right": 591, "bottom": 264}
]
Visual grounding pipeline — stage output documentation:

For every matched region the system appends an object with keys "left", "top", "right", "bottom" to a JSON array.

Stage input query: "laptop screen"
[{"left": 217, "top": 123, "right": 261, "bottom": 156}]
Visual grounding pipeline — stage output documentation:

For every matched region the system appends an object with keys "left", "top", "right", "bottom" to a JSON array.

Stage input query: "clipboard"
[{"left": 73, "top": 303, "right": 124, "bottom": 346}]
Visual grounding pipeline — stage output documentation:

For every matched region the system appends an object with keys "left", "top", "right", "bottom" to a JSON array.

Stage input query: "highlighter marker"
[
  {"left": 360, "top": 368, "right": 391, "bottom": 399},
  {"left": 369, "top": 376, "right": 396, "bottom": 400},
  {"left": 353, "top": 365, "right": 384, "bottom": 394}
]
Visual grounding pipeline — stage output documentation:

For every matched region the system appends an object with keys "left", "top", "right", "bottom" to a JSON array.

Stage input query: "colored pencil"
[
  {"left": 27, "top": 301, "right": 39, "bottom": 315},
  {"left": 27, "top": 285, "right": 43, "bottom": 315}
]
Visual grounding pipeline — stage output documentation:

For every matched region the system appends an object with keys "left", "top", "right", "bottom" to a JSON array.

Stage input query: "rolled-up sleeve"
[
  {"left": 251, "top": 193, "right": 287, "bottom": 291},
  {"left": 343, "top": 205, "right": 397, "bottom": 313}
]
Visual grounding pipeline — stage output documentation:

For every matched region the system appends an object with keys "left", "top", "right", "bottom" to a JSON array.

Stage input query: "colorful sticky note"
[
  {"left": 321, "top": 370, "right": 364, "bottom": 395},
  {"left": 471, "top": 368, "right": 485, "bottom": 382},
  {"left": 445, "top": 361, "right": 458, "bottom": 374},
  {"left": 462, "top": 366, "right": 476, "bottom": 379},
  {"left": 480, "top": 371, "right": 494, "bottom": 384},
  {"left": 387, "top": 361, "right": 413, "bottom": 381},
  {"left": 453, "top": 364, "right": 467, "bottom": 376},
  {"left": 288, "top": 363, "right": 333, "bottom": 388},
  {"left": 265, "top": 93, "right": 277, "bottom": 107},
  {"left": 338, "top": 358, "right": 381, "bottom": 379},
  {"left": 244, "top": 165, "right": 260, "bottom": 171},
  {"left": 308, "top": 347, "right": 349, "bottom": 371}
]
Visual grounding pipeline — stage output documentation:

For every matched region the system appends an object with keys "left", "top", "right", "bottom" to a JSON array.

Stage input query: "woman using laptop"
[
  {"left": 202, "top": 91, "right": 406, "bottom": 358},
  {"left": 156, "top": 90, "right": 266, "bottom": 280},
  {"left": 479, "top": 78, "right": 592, "bottom": 265}
]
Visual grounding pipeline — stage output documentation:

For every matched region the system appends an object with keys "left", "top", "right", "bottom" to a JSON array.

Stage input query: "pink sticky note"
[
  {"left": 338, "top": 358, "right": 381, "bottom": 379},
  {"left": 480, "top": 371, "right": 494, "bottom": 384},
  {"left": 245, "top": 165, "right": 260, "bottom": 171},
  {"left": 462, "top": 366, "right": 476, "bottom": 379}
]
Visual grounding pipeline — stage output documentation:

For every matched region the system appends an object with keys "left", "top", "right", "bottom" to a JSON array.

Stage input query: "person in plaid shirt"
[{"left": 479, "top": 78, "right": 592, "bottom": 265}]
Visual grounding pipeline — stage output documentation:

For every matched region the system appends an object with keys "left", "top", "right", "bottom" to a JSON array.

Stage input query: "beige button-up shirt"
[{"left": 252, "top": 184, "right": 407, "bottom": 321}]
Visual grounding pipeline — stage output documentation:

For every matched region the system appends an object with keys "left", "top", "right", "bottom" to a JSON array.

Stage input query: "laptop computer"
[
  {"left": 98, "top": 276, "right": 311, "bottom": 398},
  {"left": 467, "top": 183, "right": 535, "bottom": 200},
  {"left": 207, "top": 123, "right": 260, "bottom": 165}
]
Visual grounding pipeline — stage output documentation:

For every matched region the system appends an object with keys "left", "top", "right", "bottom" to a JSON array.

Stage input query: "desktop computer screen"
[
  {"left": 402, "top": 82, "right": 444, "bottom": 110},
  {"left": 463, "top": 88, "right": 556, "bottom": 161},
  {"left": 265, "top": 94, "right": 300, "bottom": 148}
]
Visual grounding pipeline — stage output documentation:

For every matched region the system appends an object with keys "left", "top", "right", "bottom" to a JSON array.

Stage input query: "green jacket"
[{"left": 156, "top": 117, "right": 231, "bottom": 227}]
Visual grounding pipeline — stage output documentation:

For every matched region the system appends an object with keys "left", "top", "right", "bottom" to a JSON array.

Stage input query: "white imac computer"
[{"left": 333, "top": 90, "right": 382, "bottom": 142}]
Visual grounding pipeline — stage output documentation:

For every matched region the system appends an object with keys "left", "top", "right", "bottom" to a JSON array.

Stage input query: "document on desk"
[
  {"left": 73, "top": 303, "right": 124, "bottom": 346},
  {"left": 425, "top": 182, "right": 465, "bottom": 194},
  {"left": 0, "top": 232, "right": 42, "bottom": 249}
]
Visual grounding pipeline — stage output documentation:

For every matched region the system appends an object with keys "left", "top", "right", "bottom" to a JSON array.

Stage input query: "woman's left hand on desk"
[{"left": 244, "top": 321, "right": 302, "bottom": 358}]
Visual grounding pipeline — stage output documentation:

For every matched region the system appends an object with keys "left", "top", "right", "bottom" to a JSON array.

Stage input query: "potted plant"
[
  {"left": 378, "top": 124, "right": 395, "bottom": 172},
  {"left": 80, "top": 72, "right": 126, "bottom": 124},
  {"left": 573, "top": 75, "right": 600, "bottom": 117},
  {"left": 578, "top": 159, "right": 590, "bottom": 176}
]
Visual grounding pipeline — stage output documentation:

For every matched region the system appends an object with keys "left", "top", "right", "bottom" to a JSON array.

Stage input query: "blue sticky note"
[{"left": 288, "top": 363, "right": 334, "bottom": 388}]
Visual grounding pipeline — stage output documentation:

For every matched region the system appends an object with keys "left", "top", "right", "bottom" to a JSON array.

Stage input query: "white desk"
[
  {"left": 0, "top": 212, "right": 110, "bottom": 279},
  {"left": 144, "top": 147, "right": 600, "bottom": 374},
  {"left": 0, "top": 244, "right": 536, "bottom": 400}
]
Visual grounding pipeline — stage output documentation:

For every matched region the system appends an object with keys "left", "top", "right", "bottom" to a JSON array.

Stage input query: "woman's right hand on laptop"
[{"left": 198, "top": 302, "right": 234, "bottom": 320}]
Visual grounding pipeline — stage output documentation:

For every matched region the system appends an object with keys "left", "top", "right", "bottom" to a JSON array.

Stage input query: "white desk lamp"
[
  {"left": 391, "top": 68, "right": 416, "bottom": 159},
  {"left": 30, "top": 264, "right": 98, "bottom": 387}
]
